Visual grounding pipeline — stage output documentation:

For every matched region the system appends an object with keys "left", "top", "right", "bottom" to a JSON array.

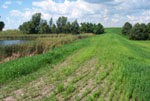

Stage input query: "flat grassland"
[{"left": 0, "top": 28, "right": 150, "bottom": 101}]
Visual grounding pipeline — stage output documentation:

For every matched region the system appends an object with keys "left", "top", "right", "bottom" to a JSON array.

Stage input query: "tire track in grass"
[
  {"left": 33, "top": 50, "right": 96, "bottom": 100},
  {"left": 43, "top": 57, "right": 97, "bottom": 100},
  {"left": 77, "top": 63, "right": 114, "bottom": 101},
  {"left": 56, "top": 58, "right": 98, "bottom": 100},
  {"left": 2, "top": 48, "right": 85, "bottom": 101},
  {"left": 116, "top": 78, "right": 126, "bottom": 101},
  {"left": 98, "top": 68, "right": 117, "bottom": 101}
]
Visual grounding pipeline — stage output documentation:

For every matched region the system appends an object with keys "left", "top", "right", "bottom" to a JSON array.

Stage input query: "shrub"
[
  {"left": 130, "top": 23, "right": 148, "bottom": 40},
  {"left": 122, "top": 22, "right": 132, "bottom": 35}
]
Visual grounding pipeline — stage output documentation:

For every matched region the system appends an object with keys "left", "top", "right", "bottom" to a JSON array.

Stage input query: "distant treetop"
[{"left": 19, "top": 13, "right": 105, "bottom": 35}]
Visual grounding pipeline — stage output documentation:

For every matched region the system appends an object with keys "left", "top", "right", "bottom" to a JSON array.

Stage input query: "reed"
[{"left": 0, "top": 34, "right": 94, "bottom": 63}]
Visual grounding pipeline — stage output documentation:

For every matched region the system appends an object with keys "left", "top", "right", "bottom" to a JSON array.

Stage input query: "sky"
[{"left": 0, "top": 0, "right": 150, "bottom": 30}]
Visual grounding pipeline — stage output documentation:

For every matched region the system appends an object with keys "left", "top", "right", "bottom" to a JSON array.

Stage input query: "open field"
[{"left": 0, "top": 28, "right": 150, "bottom": 101}]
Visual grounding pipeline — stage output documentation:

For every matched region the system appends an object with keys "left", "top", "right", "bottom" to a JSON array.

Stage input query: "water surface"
[{"left": 0, "top": 40, "right": 29, "bottom": 45}]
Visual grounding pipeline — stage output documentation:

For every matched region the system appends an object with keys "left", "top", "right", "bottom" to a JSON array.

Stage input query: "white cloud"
[
  {"left": 112, "top": 18, "right": 119, "bottom": 23},
  {"left": 32, "top": 0, "right": 102, "bottom": 19},
  {"left": 6, "top": 0, "right": 150, "bottom": 29},
  {"left": 2, "top": 1, "right": 12, "bottom": 9},
  {"left": 10, "top": 10, "right": 33, "bottom": 19},
  {"left": 127, "top": 11, "right": 150, "bottom": 25},
  {"left": 5, "top": 1, "right": 12, "bottom": 5},
  {"left": 15, "top": 1, "right": 22, "bottom": 5},
  {"left": 2, "top": 5, "right": 8, "bottom": 9}
]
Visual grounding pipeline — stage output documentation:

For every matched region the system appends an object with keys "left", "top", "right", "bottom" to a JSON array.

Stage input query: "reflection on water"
[{"left": 0, "top": 40, "right": 29, "bottom": 45}]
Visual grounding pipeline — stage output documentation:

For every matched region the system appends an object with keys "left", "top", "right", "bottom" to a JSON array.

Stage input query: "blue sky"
[{"left": 0, "top": 0, "right": 150, "bottom": 30}]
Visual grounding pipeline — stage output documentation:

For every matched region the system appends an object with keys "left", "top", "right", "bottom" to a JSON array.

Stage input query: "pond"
[{"left": 0, "top": 40, "right": 30, "bottom": 45}]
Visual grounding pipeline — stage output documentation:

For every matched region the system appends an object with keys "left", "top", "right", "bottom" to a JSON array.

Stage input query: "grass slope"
[{"left": 0, "top": 29, "right": 150, "bottom": 101}]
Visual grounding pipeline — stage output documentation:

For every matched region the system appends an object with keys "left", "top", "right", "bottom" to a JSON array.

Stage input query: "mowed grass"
[
  {"left": 105, "top": 27, "right": 122, "bottom": 34},
  {"left": 0, "top": 28, "right": 150, "bottom": 101}
]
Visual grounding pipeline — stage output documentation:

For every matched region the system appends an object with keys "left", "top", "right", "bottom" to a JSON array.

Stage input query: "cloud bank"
[{"left": 2, "top": 0, "right": 150, "bottom": 29}]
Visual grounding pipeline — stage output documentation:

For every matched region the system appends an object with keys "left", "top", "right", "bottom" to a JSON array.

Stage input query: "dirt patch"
[{"left": 4, "top": 96, "right": 15, "bottom": 101}]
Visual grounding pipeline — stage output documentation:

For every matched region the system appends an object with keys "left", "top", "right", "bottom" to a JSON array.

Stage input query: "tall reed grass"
[{"left": 0, "top": 34, "right": 94, "bottom": 63}]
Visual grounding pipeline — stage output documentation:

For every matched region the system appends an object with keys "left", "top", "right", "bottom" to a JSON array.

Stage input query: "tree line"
[
  {"left": 0, "top": 16, "right": 5, "bottom": 31},
  {"left": 19, "top": 13, "right": 104, "bottom": 34},
  {"left": 122, "top": 22, "right": 150, "bottom": 40}
]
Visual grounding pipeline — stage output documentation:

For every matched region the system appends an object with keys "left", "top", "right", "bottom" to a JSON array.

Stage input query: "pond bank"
[
  {"left": 0, "top": 34, "right": 77, "bottom": 40},
  {"left": 0, "top": 34, "right": 94, "bottom": 63}
]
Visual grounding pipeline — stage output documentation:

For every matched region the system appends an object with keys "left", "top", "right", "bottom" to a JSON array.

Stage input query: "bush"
[
  {"left": 122, "top": 22, "right": 132, "bottom": 35},
  {"left": 130, "top": 23, "right": 148, "bottom": 40}
]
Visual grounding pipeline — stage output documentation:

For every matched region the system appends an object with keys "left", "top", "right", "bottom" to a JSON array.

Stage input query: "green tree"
[
  {"left": 130, "top": 23, "right": 148, "bottom": 40},
  {"left": 80, "top": 22, "right": 94, "bottom": 33},
  {"left": 94, "top": 23, "right": 104, "bottom": 34},
  {"left": 49, "top": 18, "right": 53, "bottom": 33},
  {"left": 31, "top": 13, "right": 42, "bottom": 33},
  {"left": 56, "top": 16, "right": 67, "bottom": 33},
  {"left": 80, "top": 22, "right": 87, "bottom": 33},
  {"left": 19, "top": 21, "right": 35, "bottom": 34},
  {"left": 51, "top": 24, "right": 56, "bottom": 33},
  {"left": 39, "top": 20, "right": 50, "bottom": 34},
  {"left": 65, "top": 22, "right": 71, "bottom": 33},
  {"left": 122, "top": 22, "right": 132, "bottom": 35},
  {"left": 19, "top": 13, "right": 42, "bottom": 34},
  {"left": 0, "top": 21, "right": 5, "bottom": 31},
  {"left": 71, "top": 20, "right": 80, "bottom": 34},
  {"left": 147, "top": 23, "right": 150, "bottom": 39}
]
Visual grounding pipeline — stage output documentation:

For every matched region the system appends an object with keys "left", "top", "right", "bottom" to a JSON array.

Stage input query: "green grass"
[
  {"left": 105, "top": 27, "right": 122, "bottom": 34},
  {"left": 0, "top": 37, "right": 91, "bottom": 86},
  {"left": 0, "top": 28, "right": 150, "bottom": 101}
]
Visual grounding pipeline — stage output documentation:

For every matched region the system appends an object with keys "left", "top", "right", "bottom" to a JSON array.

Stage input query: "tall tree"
[
  {"left": 130, "top": 23, "right": 148, "bottom": 40},
  {"left": 80, "top": 22, "right": 95, "bottom": 33},
  {"left": 0, "top": 16, "right": 5, "bottom": 31},
  {"left": 94, "top": 23, "right": 104, "bottom": 34},
  {"left": 80, "top": 22, "right": 87, "bottom": 33},
  {"left": 49, "top": 18, "right": 53, "bottom": 33},
  {"left": 19, "top": 13, "right": 42, "bottom": 34},
  {"left": 147, "top": 23, "right": 150, "bottom": 39},
  {"left": 56, "top": 16, "right": 67, "bottom": 33},
  {"left": 19, "top": 21, "right": 35, "bottom": 34},
  {"left": 65, "top": 22, "right": 71, "bottom": 33},
  {"left": 0, "top": 21, "right": 5, "bottom": 31},
  {"left": 122, "top": 22, "right": 132, "bottom": 35},
  {"left": 71, "top": 20, "right": 80, "bottom": 34},
  {"left": 51, "top": 24, "right": 56, "bottom": 33},
  {"left": 39, "top": 20, "right": 50, "bottom": 34},
  {"left": 31, "top": 13, "right": 42, "bottom": 33}
]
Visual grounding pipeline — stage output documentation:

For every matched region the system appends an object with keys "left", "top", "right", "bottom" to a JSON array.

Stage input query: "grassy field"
[{"left": 0, "top": 28, "right": 150, "bottom": 101}]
